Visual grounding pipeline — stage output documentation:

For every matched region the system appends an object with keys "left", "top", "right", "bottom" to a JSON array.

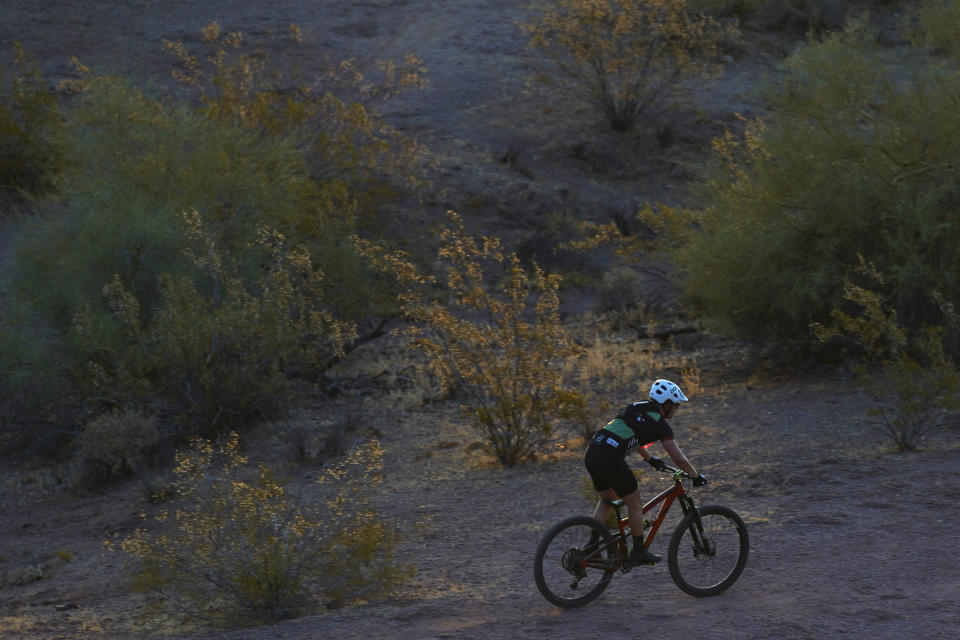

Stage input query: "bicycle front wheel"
[
  {"left": 667, "top": 504, "right": 749, "bottom": 597},
  {"left": 533, "top": 516, "right": 616, "bottom": 608}
]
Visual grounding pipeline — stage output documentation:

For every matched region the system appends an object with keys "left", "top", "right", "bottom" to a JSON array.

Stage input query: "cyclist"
[{"left": 584, "top": 379, "right": 707, "bottom": 565}]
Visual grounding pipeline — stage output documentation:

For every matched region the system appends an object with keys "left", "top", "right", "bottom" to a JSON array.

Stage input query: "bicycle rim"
[
  {"left": 533, "top": 516, "right": 616, "bottom": 608},
  {"left": 667, "top": 505, "right": 749, "bottom": 597}
]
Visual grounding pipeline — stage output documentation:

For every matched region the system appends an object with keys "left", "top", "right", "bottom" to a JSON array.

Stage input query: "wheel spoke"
[
  {"left": 667, "top": 505, "right": 748, "bottom": 597},
  {"left": 534, "top": 517, "right": 616, "bottom": 608}
]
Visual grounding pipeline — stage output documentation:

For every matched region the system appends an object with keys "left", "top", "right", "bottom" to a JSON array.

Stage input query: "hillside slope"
[{"left": 2, "top": 2, "right": 958, "bottom": 639}]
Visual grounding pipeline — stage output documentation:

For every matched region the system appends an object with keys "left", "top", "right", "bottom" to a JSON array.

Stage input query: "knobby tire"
[
  {"left": 667, "top": 504, "right": 749, "bottom": 597},
  {"left": 533, "top": 516, "right": 616, "bottom": 608}
]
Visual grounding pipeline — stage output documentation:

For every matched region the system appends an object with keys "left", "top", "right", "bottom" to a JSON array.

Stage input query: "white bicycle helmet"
[{"left": 649, "top": 379, "right": 689, "bottom": 404}]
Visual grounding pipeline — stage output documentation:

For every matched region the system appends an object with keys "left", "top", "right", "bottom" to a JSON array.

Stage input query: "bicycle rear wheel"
[
  {"left": 667, "top": 504, "right": 749, "bottom": 597},
  {"left": 533, "top": 516, "right": 616, "bottom": 608}
]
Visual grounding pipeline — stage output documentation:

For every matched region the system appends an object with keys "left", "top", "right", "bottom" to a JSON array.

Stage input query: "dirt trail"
[{"left": 179, "top": 377, "right": 959, "bottom": 640}]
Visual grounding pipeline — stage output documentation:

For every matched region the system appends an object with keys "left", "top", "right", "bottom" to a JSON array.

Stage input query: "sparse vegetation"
[
  {"left": 75, "top": 211, "right": 355, "bottom": 437},
  {"left": 118, "top": 433, "right": 408, "bottom": 625},
  {"left": 815, "top": 258, "right": 960, "bottom": 451},
  {"left": 0, "top": 42, "right": 64, "bottom": 198},
  {"left": 70, "top": 409, "right": 161, "bottom": 491},
  {"left": 6, "top": 3, "right": 960, "bottom": 636},
  {"left": 563, "top": 202, "right": 701, "bottom": 316},
  {"left": 1, "top": 23, "right": 428, "bottom": 453},
  {"left": 163, "top": 21, "right": 430, "bottom": 261},
  {"left": 522, "top": 0, "right": 739, "bottom": 131},
  {"left": 907, "top": 0, "right": 960, "bottom": 56},
  {"left": 360, "top": 212, "right": 590, "bottom": 466}
]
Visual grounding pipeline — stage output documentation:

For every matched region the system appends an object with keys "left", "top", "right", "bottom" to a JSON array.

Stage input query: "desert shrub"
[
  {"left": 75, "top": 211, "right": 355, "bottom": 436},
  {"left": 562, "top": 202, "right": 699, "bottom": 314},
  {"left": 0, "top": 43, "right": 64, "bottom": 197},
  {"left": 118, "top": 433, "right": 407, "bottom": 625},
  {"left": 597, "top": 267, "right": 646, "bottom": 312},
  {"left": 814, "top": 258, "right": 960, "bottom": 451},
  {"left": 360, "top": 212, "right": 589, "bottom": 466},
  {"left": 0, "top": 311, "right": 78, "bottom": 458},
  {"left": 163, "top": 22, "right": 429, "bottom": 255},
  {"left": 4, "top": 64, "right": 399, "bottom": 441},
  {"left": 907, "top": 0, "right": 960, "bottom": 57},
  {"left": 677, "top": 19, "right": 960, "bottom": 348},
  {"left": 70, "top": 409, "right": 161, "bottom": 490},
  {"left": 10, "top": 74, "right": 320, "bottom": 328},
  {"left": 521, "top": 0, "right": 739, "bottom": 132}
]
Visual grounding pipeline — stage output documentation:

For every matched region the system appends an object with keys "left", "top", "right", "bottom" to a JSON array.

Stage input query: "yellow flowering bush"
[
  {"left": 118, "top": 433, "right": 408, "bottom": 624},
  {"left": 361, "top": 212, "right": 589, "bottom": 466}
]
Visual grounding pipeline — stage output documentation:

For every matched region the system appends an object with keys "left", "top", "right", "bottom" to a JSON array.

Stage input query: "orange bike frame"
[
  {"left": 609, "top": 479, "right": 689, "bottom": 558},
  {"left": 583, "top": 476, "right": 695, "bottom": 569},
  {"left": 634, "top": 481, "right": 686, "bottom": 546}
]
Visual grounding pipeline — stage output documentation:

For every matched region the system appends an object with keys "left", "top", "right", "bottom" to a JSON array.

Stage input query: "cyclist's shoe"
[{"left": 629, "top": 544, "right": 661, "bottom": 565}]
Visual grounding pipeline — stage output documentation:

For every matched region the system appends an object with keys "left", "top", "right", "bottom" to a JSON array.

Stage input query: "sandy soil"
[{"left": 2, "top": 2, "right": 959, "bottom": 639}]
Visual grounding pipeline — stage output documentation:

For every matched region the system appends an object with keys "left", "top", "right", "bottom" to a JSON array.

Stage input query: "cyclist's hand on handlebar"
[
  {"left": 693, "top": 474, "right": 708, "bottom": 487},
  {"left": 647, "top": 456, "right": 667, "bottom": 471}
]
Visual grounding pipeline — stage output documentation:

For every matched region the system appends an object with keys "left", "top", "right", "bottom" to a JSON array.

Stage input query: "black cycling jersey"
[
  {"left": 590, "top": 400, "right": 674, "bottom": 456},
  {"left": 585, "top": 399, "right": 677, "bottom": 497}
]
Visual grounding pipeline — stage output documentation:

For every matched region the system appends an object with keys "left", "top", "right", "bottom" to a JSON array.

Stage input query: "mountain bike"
[{"left": 533, "top": 465, "right": 748, "bottom": 608}]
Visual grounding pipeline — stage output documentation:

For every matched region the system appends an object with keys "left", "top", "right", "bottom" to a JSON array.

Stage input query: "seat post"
[{"left": 603, "top": 498, "right": 626, "bottom": 524}]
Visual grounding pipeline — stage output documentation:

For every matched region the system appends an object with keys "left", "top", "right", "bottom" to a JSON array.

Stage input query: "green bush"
[
  {"left": 163, "top": 22, "right": 429, "bottom": 256},
  {"left": 907, "top": 0, "right": 960, "bottom": 57},
  {"left": 10, "top": 74, "right": 322, "bottom": 326},
  {"left": 521, "top": 0, "right": 739, "bottom": 132},
  {"left": 815, "top": 259, "right": 960, "bottom": 450},
  {"left": 0, "top": 43, "right": 64, "bottom": 197},
  {"left": 4, "top": 76, "right": 349, "bottom": 438},
  {"left": 678, "top": 19, "right": 960, "bottom": 348},
  {"left": 118, "top": 433, "right": 408, "bottom": 625},
  {"left": 71, "top": 409, "right": 161, "bottom": 490},
  {"left": 3, "top": 48, "right": 422, "bottom": 440},
  {"left": 0, "top": 309, "right": 75, "bottom": 458},
  {"left": 75, "top": 211, "right": 355, "bottom": 435}
]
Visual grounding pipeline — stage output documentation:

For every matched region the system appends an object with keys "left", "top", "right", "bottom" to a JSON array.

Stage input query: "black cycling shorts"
[{"left": 584, "top": 442, "right": 638, "bottom": 497}]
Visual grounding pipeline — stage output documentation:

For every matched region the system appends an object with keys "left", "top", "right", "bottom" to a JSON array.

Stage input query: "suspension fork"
[{"left": 678, "top": 493, "right": 708, "bottom": 550}]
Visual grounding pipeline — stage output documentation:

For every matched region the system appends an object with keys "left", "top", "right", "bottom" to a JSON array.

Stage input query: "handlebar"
[
  {"left": 657, "top": 464, "right": 708, "bottom": 487},
  {"left": 660, "top": 464, "right": 690, "bottom": 479}
]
